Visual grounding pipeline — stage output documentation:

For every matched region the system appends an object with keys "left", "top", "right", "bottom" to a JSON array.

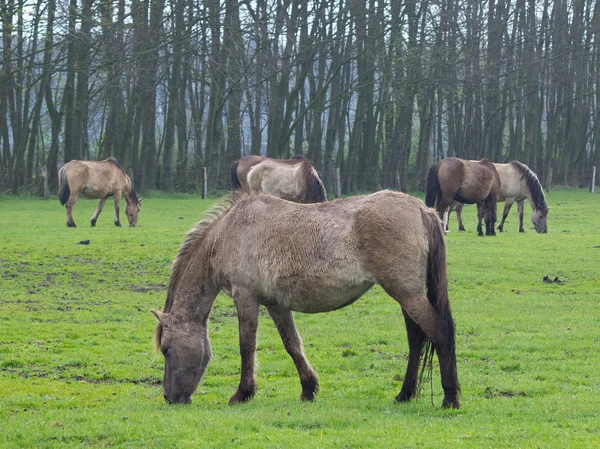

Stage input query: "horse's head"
[
  {"left": 531, "top": 206, "right": 548, "bottom": 233},
  {"left": 126, "top": 197, "right": 143, "bottom": 227},
  {"left": 151, "top": 309, "right": 211, "bottom": 404}
]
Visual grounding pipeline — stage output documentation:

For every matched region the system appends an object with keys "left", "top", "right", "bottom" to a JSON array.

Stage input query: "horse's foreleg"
[
  {"left": 90, "top": 198, "right": 107, "bottom": 227},
  {"left": 66, "top": 193, "right": 79, "bottom": 227},
  {"left": 266, "top": 304, "right": 319, "bottom": 401},
  {"left": 229, "top": 291, "right": 260, "bottom": 405},
  {"left": 497, "top": 200, "right": 514, "bottom": 232},
  {"left": 396, "top": 310, "right": 425, "bottom": 403},
  {"left": 517, "top": 200, "right": 525, "bottom": 232},
  {"left": 113, "top": 193, "right": 122, "bottom": 226}
]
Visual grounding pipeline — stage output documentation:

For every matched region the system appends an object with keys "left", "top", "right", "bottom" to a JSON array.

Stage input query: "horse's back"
[
  {"left": 493, "top": 163, "right": 526, "bottom": 202},
  {"left": 246, "top": 159, "right": 304, "bottom": 201},
  {"left": 62, "top": 159, "right": 127, "bottom": 198},
  {"left": 215, "top": 191, "right": 433, "bottom": 311}
]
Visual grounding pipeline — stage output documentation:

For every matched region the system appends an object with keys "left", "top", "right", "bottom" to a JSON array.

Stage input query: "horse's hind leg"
[
  {"left": 90, "top": 197, "right": 107, "bottom": 227},
  {"left": 66, "top": 192, "right": 79, "bottom": 227},
  {"left": 113, "top": 192, "right": 122, "bottom": 226},
  {"left": 455, "top": 203, "right": 466, "bottom": 231},
  {"left": 476, "top": 203, "right": 484, "bottom": 236},
  {"left": 396, "top": 310, "right": 425, "bottom": 403},
  {"left": 484, "top": 198, "right": 497, "bottom": 236},
  {"left": 387, "top": 290, "right": 459, "bottom": 408},
  {"left": 230, "top": 290, "right": 260, "bottom": 405},
  {"left": 497, "top": 200, "right": 515, "bottom": 232},
  {"left": 266, "top": 304, "right": 319, "bottom": 401}
]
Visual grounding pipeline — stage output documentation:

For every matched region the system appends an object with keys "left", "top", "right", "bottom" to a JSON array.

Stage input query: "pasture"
[{"left": 1, "top": 189, "right": 599, "bottom": 448}]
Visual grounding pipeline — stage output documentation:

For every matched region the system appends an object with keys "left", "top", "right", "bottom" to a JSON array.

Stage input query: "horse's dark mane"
[
  {"left": 106, "top": 157, "right": 125, "bottom": 173},
  {"left": 154, "top": 194, "right": 239, "bottom": 351},
  {"left": 298, "top": 159, "right": 327, "bottom": 202},
  {"left": 509, "top": 160, "right": 547, "bottom": 211},
  {"left": 105, "top": 157, "right": 138, "bottom": 202}
]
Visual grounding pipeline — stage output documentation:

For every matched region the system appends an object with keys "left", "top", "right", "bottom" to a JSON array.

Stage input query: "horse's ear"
[
  {"left": 139, "top": 197, "right": 144, "bottom": 204},
  {"left": 151, "top": 309, "right": 166, "bottom": 322}
]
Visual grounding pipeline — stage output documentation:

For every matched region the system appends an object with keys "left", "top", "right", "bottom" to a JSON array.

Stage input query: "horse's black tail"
[
  {"left": 425, "top": 163, "right": 440, "bottom": 208},
  {"left": 309, "top": 171, "right": 328, "bottom": 202},
  {"left": 421, "top": 208, "right": 459, "bottom": 403},
  {"left": 58, "top": 166, "right": 70, "bottom": 206},
  {"left": 230, "top": 160, "right": 241, "bottom": 189}
]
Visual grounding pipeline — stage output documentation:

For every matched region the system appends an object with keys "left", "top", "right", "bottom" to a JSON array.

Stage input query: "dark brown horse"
[
  {"left": 230, "top": 155, "right": 327, "bottom": 203},
  {"left": 151, "top": 191, "right": 459, "bottom": 408},
  {"left": 425, "top": 157, "right": 500, "bottom": 236},
  {"left": 450, "top": 161, "right": 549, "bottom": 233},
  {"left": 58, "top": 158, "right": 143, "bottom": 227}
]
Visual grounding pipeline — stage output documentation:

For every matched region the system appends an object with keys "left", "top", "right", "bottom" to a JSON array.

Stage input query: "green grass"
[{"left": 1, "top": 189, "right": 599, "bottom": 448}]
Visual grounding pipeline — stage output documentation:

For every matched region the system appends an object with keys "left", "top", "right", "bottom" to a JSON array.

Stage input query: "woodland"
[{"left": 1, "top": 0, "right": 598, "bottom": 195}]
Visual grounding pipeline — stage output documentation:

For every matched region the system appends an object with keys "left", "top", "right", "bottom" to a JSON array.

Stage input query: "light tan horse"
[
  {"left": 425, "top": 157, "right": 501, "bottom": 236},
  {"left": 230, "top": 155, "right": 327, "bottom": 203},
  {"left": 151, "top": 191, "right": 459, "bottom": 408},
  {"left": 450, "top": 161, "right": 549, "bottom": 233},
  {"left": 58, "top": 158, "right": 143, "bottom": 227}
]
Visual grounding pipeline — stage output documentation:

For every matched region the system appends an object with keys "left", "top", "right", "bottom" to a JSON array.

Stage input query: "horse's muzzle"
[{"left": 165, "top": 394, "right": 192, "bottom": 405}]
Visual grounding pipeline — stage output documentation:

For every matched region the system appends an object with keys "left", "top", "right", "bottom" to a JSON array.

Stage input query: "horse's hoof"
[
  {"left": 67, "top": 222, "right": 76, "bottom": 228},
  {"left": 300, "top": 392, "right": 316, "bottom": 402},
  {"left": 228, "top": 385, "right": 257, "bottom": 405},
  {"left": 91, "top": 219, "right": 97, "bottom": 227},
  {"left": 444, "top": 230, "right": 451, "bottom": 234},
  {"left": 442, "top": 397, "right": 460, "bottom": 409},
  {"left": 458, "top": 227, "right": 466, "bottom": 232},
  {"left": 395, "top": 390, "right": 414, "bottom": 403},
  {"left": 114, "top": 222, "right": 122, "bottom": 227}
]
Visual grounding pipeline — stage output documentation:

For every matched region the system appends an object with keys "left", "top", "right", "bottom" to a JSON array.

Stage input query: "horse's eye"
[{"left": 161, "top": 346, "right": 170, "bottom": 357}]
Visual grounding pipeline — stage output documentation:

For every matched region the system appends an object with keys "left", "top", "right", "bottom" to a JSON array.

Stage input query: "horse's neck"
[
  {"left": 169, "top": 239, "right": 219, "bottom": 321},
  {"left": 519, "top": 173, "right": 544, "bottom": 211}
]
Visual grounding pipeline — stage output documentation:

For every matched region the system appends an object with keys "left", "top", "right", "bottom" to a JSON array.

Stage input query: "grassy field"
[{"left": 1, "top": 189, "right": 599, "bottom": 448}]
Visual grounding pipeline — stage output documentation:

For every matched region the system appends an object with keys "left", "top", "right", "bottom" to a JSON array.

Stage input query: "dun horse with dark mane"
[
  {"left": 230, "top": 155, "right": 327, "bottom": 203},
  {"left": 426, "top": 157, "right": 500, "bottom": 236},
  {"left": 451, "top": 161, "right": 549, "bottom": 233},
  {"left": 58, "top": 158, "right": 143, "bottom": 227},
  {"left": 151, "top": 191, "right": 459, "bottom": 408}
]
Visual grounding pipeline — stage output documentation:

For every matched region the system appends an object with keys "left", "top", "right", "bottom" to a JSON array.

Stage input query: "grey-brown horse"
[
  {"left": 58, "top": 158, "right": 143, "bottom": 227},
  {"left": 451, "top": 161, "right": 549, "bottom": 233},
  {"left": 151, "top": 191, "right": 459, "bottom": 408},
  {"left": 425, "top": 157, "right": 500, "bottom": 236},
  {"left": 230, "top": 155, "right": 327, "bottom": 203}
]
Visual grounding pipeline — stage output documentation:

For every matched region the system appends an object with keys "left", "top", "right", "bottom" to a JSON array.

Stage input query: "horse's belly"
[
  {"left": 268, "top": 278, "right": 375, "bottom": 314},
  {"left": 80, "top": 187, "right": 105, "bottom": 199}
]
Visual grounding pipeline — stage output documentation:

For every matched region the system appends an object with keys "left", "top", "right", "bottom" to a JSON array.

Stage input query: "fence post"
[
  {"left": 591, "top": 166, "right": 597, "bottom": 193},
  {"left": 545, "top": 166, "right": 553, "bottom": 192},
  {"left": 334, "top": 167, "right": 341, "bottom": 198},
  {"left": 202, "top": 167, "right": 207, "bottom": 199},
  {"left": 42, "top": 165, "right": 49, "bottom": 200}
]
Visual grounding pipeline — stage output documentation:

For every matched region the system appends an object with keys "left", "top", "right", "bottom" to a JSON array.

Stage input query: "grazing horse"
[
  {"left": 151, "top": 191, "right": 459, "bottom": 408},
  {"left": 230, "top": 155, "right": 327, "bottom": 203},
  {"left": 425, "top": 157, "right": 500, "bottom": 236},
  {"left": 451, "top": 161, "right": 549, "bottom": 233},
  {"left": 58, "top": 158, "right": 143, "bottom": 227}
]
